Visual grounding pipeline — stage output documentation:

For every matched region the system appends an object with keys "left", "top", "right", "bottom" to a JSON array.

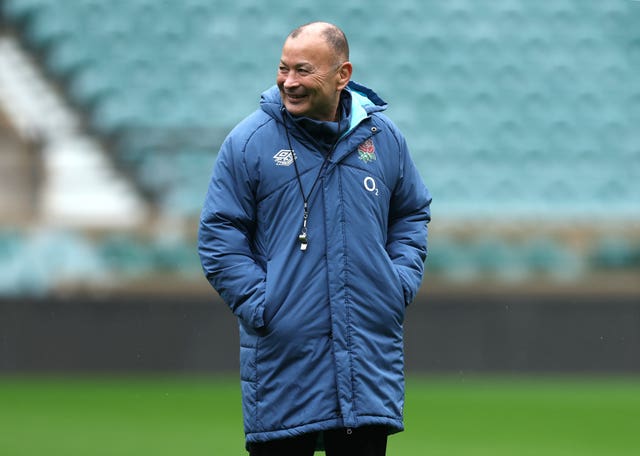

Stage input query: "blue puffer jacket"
[{"left": 199, "top": 81, "right": 431, "bottom": 445}]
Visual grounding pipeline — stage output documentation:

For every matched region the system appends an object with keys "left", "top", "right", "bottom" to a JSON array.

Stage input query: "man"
[{"left": 199, "top": 22, "right": 431, "bottom": 456}]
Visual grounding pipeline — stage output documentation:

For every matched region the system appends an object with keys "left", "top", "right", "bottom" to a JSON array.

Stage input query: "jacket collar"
[
  {"left": 260, "top": 82, "right": 387, "bottom": 160},
  {"left": 280, "top": 90, "right": 351, "bottom": 153}
]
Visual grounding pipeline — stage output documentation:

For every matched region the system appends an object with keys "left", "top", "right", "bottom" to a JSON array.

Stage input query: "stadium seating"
[
  {"left": 1, "top": 0, "right": 638, "bottom": 293},
  {"left": 0, "top": 229, "right": 204, "bottom": 295},
  {"left": 3, "top": 0, "right": 637, "bottom": 219}
]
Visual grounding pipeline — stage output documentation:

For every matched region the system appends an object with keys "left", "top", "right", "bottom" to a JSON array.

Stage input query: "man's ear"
[{"left": 336, "top": 61, "right": 353, "bottom": 91}]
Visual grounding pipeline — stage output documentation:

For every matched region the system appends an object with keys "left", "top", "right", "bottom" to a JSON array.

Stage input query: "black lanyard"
[{"left": 282, "top": 108, "right": 342, "bottom": 251}]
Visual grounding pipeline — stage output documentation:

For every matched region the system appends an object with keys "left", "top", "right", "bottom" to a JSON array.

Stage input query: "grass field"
[{"left": 1, "top": 375, "right": 639, "bottom": 455}]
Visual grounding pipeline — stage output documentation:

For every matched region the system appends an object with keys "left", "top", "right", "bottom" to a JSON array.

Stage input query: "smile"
[{"left": 285, "top": 93, "right": 307, "bottom": 101}]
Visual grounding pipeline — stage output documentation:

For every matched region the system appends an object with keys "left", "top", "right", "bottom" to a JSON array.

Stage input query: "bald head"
[{"left": 288, "top": 22, "right": 349, "bottom": 65}]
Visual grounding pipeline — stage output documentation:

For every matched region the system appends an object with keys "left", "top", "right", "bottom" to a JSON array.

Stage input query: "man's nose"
[{"left": 283, "top": 71, "right": 299, "bottom": 89}]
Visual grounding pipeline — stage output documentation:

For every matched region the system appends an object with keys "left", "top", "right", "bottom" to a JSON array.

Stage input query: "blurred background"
[{"left": 0, "top": 0, "right": 639, "bottom": 454}]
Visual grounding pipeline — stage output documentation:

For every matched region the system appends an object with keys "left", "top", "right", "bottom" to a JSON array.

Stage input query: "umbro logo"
[{"left": 273, "top": 149, "right": 296, "bottom": 166}]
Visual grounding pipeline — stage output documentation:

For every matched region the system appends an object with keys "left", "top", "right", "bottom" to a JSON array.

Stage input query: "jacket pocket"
[
  {"left": 261, "top": 259, "right": 283, "bottom": 330},
  {"left": 392, "top": 266, "right": 408, "bottom": 322},
  {"left": 379, "top": 250, "right": 407, "bottom": 325}
]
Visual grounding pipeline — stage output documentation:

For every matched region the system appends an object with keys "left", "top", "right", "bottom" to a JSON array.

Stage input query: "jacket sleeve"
[
  {"left": 198, "top": 136, "right": 266, "bottom": 329},
  {"left": 386, "top": 130, "right": 432, "bottom": 306}
]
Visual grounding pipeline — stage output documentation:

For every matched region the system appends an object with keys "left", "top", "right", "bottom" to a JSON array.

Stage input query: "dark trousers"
[{"left": 248, "top": 426, "right": 388, "bottom": 456}]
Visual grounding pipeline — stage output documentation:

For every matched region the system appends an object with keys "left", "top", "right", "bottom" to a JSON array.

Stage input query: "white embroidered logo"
[
  {"left": 273, "top": 149, "right": 296, "bottom": 166},
  {"left": 364, "top": 176, "right": 379, "bottom": 196}
]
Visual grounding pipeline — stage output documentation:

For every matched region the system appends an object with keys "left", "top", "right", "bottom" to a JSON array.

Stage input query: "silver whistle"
[
  {"left": 299, "top": 203, "right": 309, "bottom": 251},
  {"left": 298, "top": 232, "right": 308, "bottom": 251}
]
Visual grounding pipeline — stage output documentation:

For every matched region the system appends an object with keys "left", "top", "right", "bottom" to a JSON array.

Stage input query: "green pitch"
[{"left": 1, "top": 375, "right": 638, "bottom": 455}]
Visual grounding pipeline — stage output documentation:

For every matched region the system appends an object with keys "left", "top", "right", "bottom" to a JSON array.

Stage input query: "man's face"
[{"left": 277, "top": 34, "right": 344, "bottom": 121}]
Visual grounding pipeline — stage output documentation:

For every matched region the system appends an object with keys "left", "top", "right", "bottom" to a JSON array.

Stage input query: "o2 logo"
[{"left": 364, "top": 176, "right": 378, "bottom": 196}]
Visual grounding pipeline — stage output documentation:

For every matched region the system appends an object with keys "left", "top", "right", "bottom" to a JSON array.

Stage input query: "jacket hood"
[{"left": 260, "top": 81, "right": 388, "bottom": 136}]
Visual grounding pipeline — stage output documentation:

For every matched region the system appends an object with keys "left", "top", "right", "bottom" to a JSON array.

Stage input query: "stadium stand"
[
  {"left": 0, "top": 116, "right": 38, "bottom": 223},
  {"left": 0, "top": 0, "right": 638, "bottom": 295},
  {"left": 0, "top": 35, "right": 147, "bottom": 227}
]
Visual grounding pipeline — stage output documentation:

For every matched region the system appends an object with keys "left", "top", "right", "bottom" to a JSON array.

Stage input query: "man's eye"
[
  {"left": 298, "top": 69, "right": 310, "bottom": 75},
  {"left": 278, "top": 66, "right": 288, "bottom": 73}
]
